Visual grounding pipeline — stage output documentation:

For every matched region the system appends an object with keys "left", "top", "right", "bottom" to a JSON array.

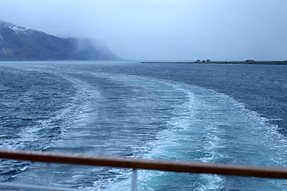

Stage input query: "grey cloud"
[{"left": 0, "top": 0, "right": 286, "bottom": 61}]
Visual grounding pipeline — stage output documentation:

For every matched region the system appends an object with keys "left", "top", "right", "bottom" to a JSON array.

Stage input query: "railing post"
[
  {"left": 225, "top": 176, "right": 230, "bottom": 191},
  {"left": 131, "top": 168, "right": 137, "bottom": 191},
  {"left": 46, "top": 163, "right": 51, "bottom": 187}
]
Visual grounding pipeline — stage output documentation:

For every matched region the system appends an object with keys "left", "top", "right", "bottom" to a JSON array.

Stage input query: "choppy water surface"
[{"left": 0, "top": 61, "right": 287, "bottom": 190}]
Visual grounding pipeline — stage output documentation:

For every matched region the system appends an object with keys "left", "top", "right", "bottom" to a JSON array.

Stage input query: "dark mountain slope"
[{"left": 0, "top": 21, "right": 119, "bottom": 60}]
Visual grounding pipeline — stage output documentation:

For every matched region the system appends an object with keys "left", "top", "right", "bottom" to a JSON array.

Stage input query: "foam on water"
[
  {"left": 1, "top": 70, "right": 91, "bottom": 150},
  {"left": 95, "top": 73, "right": 287, "bottom": 191},
  {"left": 0, "top": 65, "right": 105, "bottom": 185},
  {"left": 1, "top": 62, "right": 287, "bottom": 190}
]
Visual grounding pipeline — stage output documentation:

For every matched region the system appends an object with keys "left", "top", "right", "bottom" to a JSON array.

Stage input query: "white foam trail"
[
  {"left": 92, "top": 73, "right": 287, "bottom": 191},
  {"left": 3, "top": 63, "right": 286, "bottom": 190}
]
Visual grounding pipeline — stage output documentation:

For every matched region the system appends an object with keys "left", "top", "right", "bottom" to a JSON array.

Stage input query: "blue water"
[{"left": 0, "top": 61, "right": 287, "bottom": 190}]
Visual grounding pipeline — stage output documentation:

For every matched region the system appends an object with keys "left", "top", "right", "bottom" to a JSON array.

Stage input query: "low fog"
[{"left": 0, "top": 0, "right": 286, "bottom": 61}]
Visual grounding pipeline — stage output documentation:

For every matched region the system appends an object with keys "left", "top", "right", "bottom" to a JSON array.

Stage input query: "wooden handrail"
[{"left": 1, "top": 149, "right": 287, "bottom": 179}]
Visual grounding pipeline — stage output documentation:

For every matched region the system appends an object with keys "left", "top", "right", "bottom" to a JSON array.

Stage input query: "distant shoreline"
[{"left": 141, "top": 61, "right": 287, "bottom": 65}]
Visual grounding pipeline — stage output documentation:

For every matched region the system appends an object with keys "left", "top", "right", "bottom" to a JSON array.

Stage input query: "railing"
[{"left": 1, "top": 149, "right": 287, "bottom": 190}]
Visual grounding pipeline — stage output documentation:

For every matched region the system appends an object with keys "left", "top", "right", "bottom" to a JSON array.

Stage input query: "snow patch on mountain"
[
  {"left": 0, "top": 21, "right": 119, "bottom": 60},
  {"left": 0, "top": 34, "right": 4, "bottom": 44},
  {"left": 2, "top": 48, "right": 7, "bottom": 54},
  {"left": 8, "top": 25, "right": 29, "bottom": 32}
]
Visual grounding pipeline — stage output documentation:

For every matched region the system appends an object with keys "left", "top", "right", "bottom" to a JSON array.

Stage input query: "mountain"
[{"left": 0, "top": 21, "right": 119, "bottom": 61}]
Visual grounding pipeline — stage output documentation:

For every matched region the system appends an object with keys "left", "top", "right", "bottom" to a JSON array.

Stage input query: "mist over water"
[
  {"left": 1, "top": 1, "right": 287, "bottom": 61},
  {"left": 0, "top": 61, "right": 287, "bottom": 190},
  {"left": 0, "top": 1, "right": 286, "bottom": 190}
]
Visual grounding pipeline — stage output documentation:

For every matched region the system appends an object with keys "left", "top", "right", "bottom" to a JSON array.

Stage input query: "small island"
[{"left": 141, "top": 59, "right": 287, "bottom": 65}]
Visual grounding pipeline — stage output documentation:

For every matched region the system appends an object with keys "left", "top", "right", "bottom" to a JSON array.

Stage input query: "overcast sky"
[{"left": 0, "top": 0, "right": 286, "bottom": 61}]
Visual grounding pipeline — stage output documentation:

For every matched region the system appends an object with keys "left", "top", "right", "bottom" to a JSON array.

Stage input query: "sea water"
[{"left": 0, "top": 61, "right": 287, "bottom": 190}]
